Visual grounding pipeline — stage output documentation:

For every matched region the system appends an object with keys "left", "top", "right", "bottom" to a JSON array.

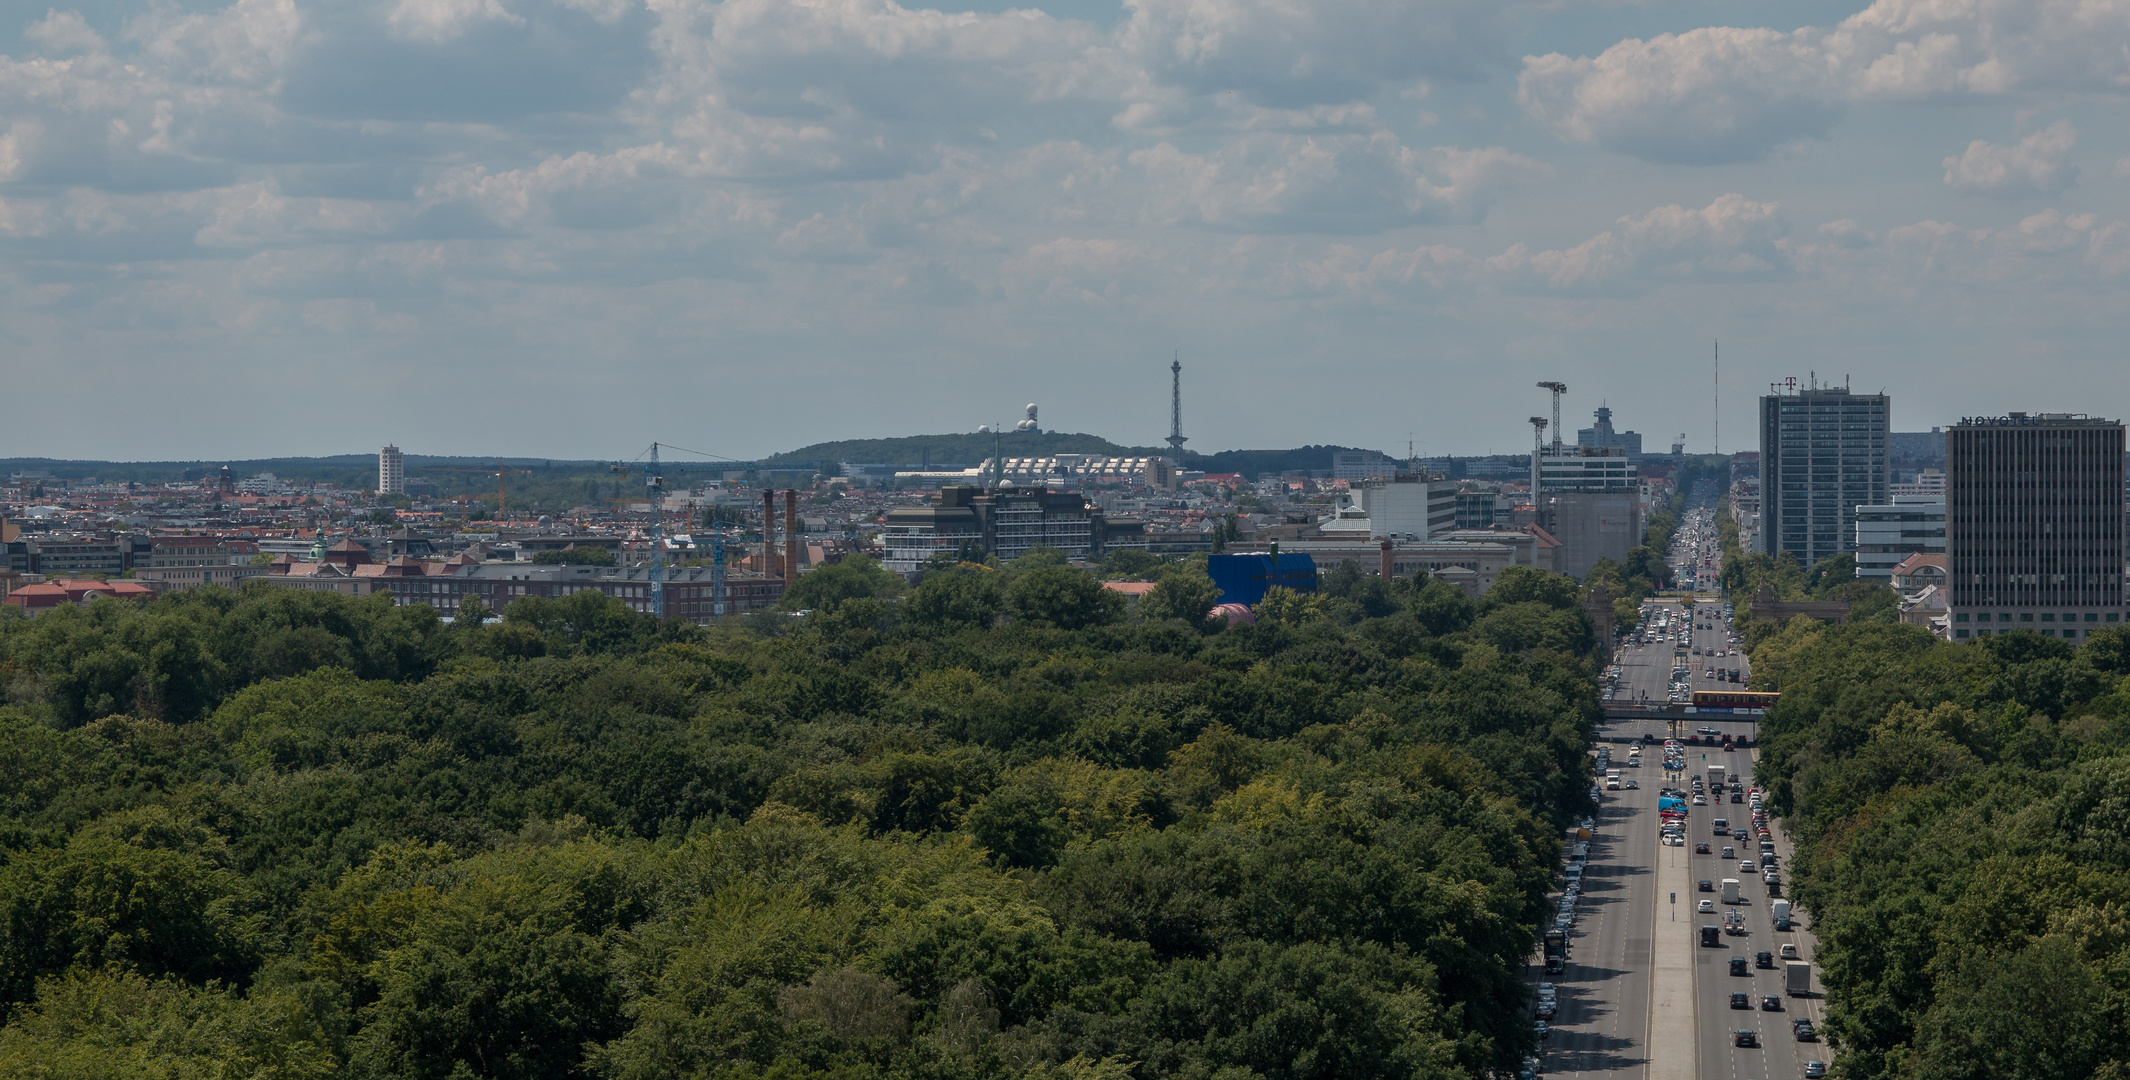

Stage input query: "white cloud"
[
  {"left": 1942, "top": 120, "right": 2078, "bottom": 197},
  {"left": 1487, "top": 194, "right": 1790, "bottom": 293},
  {"left": 387, "top": 0, "right": 525, "bottom": 44},
  {"left": 1520, "top": 0, "right": 2130, "bottom": 162},
  {"left": 1131, "top": 133, "right": 1546, "bottom": 233},
  {"left": 1118, "top": 0, "right": 1504, "bottom": 108}
]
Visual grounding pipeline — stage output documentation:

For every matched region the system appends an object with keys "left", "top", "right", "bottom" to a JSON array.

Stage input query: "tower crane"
[{"left": 613, "top": 444, "right": 667, "bottom": 621}]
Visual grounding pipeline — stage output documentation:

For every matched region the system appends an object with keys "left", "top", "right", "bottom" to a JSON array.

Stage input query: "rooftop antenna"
[
  {"left": 1714, "top": 340, "right": 1720, "bottom": 455},
  {"left": 1166, "top": 354, "right": 1187, "bottom": 454},
  {"left": 1536, "top": 381, "right": 1567, "bottom": 455}
]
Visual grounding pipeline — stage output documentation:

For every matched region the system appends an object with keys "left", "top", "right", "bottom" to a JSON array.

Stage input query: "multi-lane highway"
[{"left": 1531, "top": 510, "right": 1830, "bottom": 1080}]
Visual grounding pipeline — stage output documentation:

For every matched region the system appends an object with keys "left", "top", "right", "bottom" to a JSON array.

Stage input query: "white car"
[{"left": 1698, "top": 899, "right": 1715, "bottom": 913}]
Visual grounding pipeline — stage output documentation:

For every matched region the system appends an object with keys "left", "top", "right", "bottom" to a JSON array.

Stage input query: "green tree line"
[
  {"left": 1747, "top": 619, "right": 2130, "bottom": 1079},
  {"left": 0, "top": 558, "right": 1604, "bottom": 1079}
]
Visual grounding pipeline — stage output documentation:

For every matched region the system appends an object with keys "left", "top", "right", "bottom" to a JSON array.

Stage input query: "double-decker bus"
[{"left": 1690, "top": 690, "right": 1779, "bottom": 712}]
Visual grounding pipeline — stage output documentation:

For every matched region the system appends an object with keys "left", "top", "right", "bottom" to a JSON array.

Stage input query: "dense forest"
[
  {"left": 1747, "top": 617, "right": 2130, "bottom": 1079},
  {"left": 0, "top": 555, "right": 1603, "bottom": 1079}
]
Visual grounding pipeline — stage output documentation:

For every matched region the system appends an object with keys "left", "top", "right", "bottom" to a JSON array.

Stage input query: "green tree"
[
  {"left": 780, "top": 556, "right": 901, "bottom": 613},
  {"left": 906, "top": 570, "right": 1004, "bottom": 632},
  {"left": 1006, "top": 565, "right": 1121, "bottom": 630},
  {"left": 1140, "top": 567, "right": 1221, "bottom": 624}
]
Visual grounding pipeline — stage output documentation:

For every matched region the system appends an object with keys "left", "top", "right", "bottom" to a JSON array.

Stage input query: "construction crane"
[
  {"left": 424, "top": 463, "right": 534, "bottom": 518},
  {"left": 1536, "top": 381, "right": 1567, "bottom": 454},
  {"left": 613, "top": 444, "right": 668, "bottom": 621}
]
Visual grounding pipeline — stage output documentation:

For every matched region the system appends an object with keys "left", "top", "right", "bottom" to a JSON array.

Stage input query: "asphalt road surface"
[{"left": 1532, "top": 515, "right": 1831, "bottom": 1079}]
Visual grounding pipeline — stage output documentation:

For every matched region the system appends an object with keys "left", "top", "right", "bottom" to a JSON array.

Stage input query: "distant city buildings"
[
  {"left": 1947, "top": 412, "right": 2125, "bottom": 640},
  {"left": 880, "top": 484, "right": 1143, "bottom": 573},
  {"left": 1577, "top": 406, "right": 1644, "bottom": 457},
  {"left": 379, "top": 445, "right": 405, "bottom": 496},
  {"left": 1758, "top": 383, "right": 1890, "bottom": 568},
  {"left": 1331, "top": 451, "right": 1399, "bottom": 481}
]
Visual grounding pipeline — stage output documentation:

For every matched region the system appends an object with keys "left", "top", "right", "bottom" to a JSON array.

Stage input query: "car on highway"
[
  {"left": 1730, "top": 992, "right": 1751, "bottom": 1009},
  {"left": 1781, "top": 944, "right": 1800, "bottom": 960},
  {"left": 1533, "top": 1021, "right": 1549, "bottom": 1040},
  {"left": 1756, "top": 951, "right": 1775, "bottom": 968},
  {"left": 1693, "top": 794, "right": 1706, "bottom": 805},
  {"left": 1762, "top": 995, "right": 1784, "bottom": 1011},
  {"left": 1722, "top": 846, "right": 1735, "bottom": 858},
  {"left": 1696, "top": 726, "right": 1721, "bottom": 736},
  {"left": 1699, "top": 879, "right": 1713, "bottom": 891},
  {"left": 1793, "top": 1019, "right": 1818, "bottom": 1041},
  {"left": 1535, "top": 999, "right": 1555, "bottom": 1019},
  {"left": 1729, "top": 957, "right": 1749, "bottom": 976},
  {"left": 1806, "top": 1062, "right": 1827, "bottom": 1077},
  {"left": 1700, "top": 899, "right": 1716, "bottom": 913},
  {"left": 1734, "top": 1030, "right": 1759, "bottom": 1048},
  {"left": 1731, "top": 792, "right": 1744, "bottom": 803},
  {"left": 1696, "top": 843, "right": 1712, "bottom": 854},
  {"left": 1741, "top": 860, "right": 1757, "bottom": 873}
]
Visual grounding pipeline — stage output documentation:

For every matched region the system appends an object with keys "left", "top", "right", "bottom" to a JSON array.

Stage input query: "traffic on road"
[{"left": 1523, "top": 505, "right": 1829, "bottom": 1080}]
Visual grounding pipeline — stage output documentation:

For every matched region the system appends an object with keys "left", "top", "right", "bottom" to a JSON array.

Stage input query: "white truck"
[
  {"left": 1786, "top": 960, "right": 1811, "bottom": 996},
  {"left": 1605, "top": 770, "right": 1622, "bottom": 790},
  {"left": 1772, "top": 899, "right": 1792, "bottom": 929},
  {"left": 1722, "top": 878, "right": 1741, "bottom": 904},
  {"left": 1709, "top": 764, "right": 1726, "bottom": 787}
]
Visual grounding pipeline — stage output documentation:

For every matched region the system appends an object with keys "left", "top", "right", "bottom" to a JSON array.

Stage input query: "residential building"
[
  {"left": 1946, "top": 412, "right": 2125, "bottom": 641},
  {"left": 380, "top": 445, "right": 405, "bottom": 496},
  {"left": 1759, "top": 384, "right": 1891, "bottom": 568},
  {"left": 1853, "top": 496, "right": 1946, "bottom": 580}
]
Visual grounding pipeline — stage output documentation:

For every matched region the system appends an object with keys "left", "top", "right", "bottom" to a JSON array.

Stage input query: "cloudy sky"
[{"left": 6, "top": 0, "right": 2130, "bottom": 461}]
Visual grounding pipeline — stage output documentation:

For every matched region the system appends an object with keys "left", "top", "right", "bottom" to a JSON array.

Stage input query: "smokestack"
[
  {"left": 762, "top": 489, "right": 777, "bottom": 576},
  {"left": 784, "top": 490, "right": 801, "bottom": 579},
  {"left": 1380, "top": 538, "right": 1393, "bottom": 581}
]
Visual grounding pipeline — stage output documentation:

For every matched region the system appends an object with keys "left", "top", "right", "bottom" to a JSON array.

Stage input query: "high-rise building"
[
  {"left": 1947, "top": 413, "right": 2125, "bottom": 641},
  {"left": 1853, "top": 495, "right": 1945, "bottom": 580},
  {"left": 1758, "top": 384, "right": 1890, "bottom": 567},
  {"left": 1576, "top": 406, "right": 1644, "bottom": 456},
  {"left": 379, "top": 445, "right": 405, "bottom": 496}
]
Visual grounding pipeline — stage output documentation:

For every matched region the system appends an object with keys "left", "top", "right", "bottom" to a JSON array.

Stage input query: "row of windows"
[{"left": 1955, "top": 611, "right": 2120, "bottom": 624}]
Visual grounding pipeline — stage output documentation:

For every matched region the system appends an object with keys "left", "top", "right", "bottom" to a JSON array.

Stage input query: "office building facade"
[
  {"left": 1539, "top": 445, "right": 1635, "bottom": 492},
  {"left": 1759, "top": 386, "right": 1890, "bottom": 567},
  {"left": 1947, "top": 413, "right": 2126, "bottom": 640},
  {"left": 1853, "top": 496, "right": 1947, "bottom": 580}
]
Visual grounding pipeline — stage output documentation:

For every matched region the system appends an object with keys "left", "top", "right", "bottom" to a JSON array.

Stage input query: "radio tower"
[{"left": 1166, "top": 354, "right": 1187, "bottom": 454}]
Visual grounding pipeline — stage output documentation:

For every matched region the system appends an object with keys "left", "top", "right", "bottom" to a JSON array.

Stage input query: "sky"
[{"left": 5, "top": 0, "right": 2130, "bottom": 462}]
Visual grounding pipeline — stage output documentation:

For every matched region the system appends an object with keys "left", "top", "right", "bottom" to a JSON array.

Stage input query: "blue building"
[{"left": 1207, "top": 551, "right": 1318, "bottom": 607}]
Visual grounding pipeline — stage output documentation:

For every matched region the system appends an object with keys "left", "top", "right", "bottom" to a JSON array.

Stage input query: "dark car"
[
  {"left": 1734, "top": 1030, "right": 1759, "bottom": 1047},
  {"left": 1762, "top": 996, "right": 1784, "bottom": 1011},
  {"left": 1730, "top": 992, "right": 1750, "bottom": 1009},
  {"left": 1731, "top": 792, "right": 1744, "bottom": 803},
  {"left": 1696, "top": 843, "right": 1712, "bottom": 854},
  {"left": 1795, "top": 1023, "right": 1819, "bottom": 1042},
  {"left": 1699, "top": 879, "right": 1714, "bottom": 892},
  {"left": 1729, "top": 957, "right": 1749, "bottom": 976},
  {"left": 1756, "top": 951, "right": 1775, "bottom": 968},
  {"left": 1735, "top": 829, "right": 1751, "bottom": 840}
]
